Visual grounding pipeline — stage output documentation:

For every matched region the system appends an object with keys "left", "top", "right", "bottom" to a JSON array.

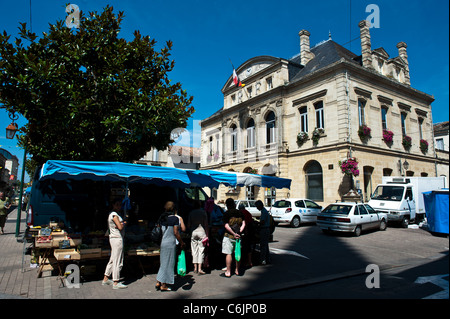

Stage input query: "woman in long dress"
[{"left": 156, "top": 201, "right": 185, "bottom": 291}]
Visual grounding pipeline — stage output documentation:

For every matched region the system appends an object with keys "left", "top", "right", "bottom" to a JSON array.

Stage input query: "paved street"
[{"left": 0, "top": 208, "right": 448, "bottom": 303}]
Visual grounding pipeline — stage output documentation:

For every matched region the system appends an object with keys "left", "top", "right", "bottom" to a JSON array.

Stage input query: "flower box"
[
  {"left": 402, "top": 135, "right": 412, "bottom": 150},
  {"left": 338, "top": 157, "right": 360, "bottom": 177},
  {"left": 383, "top": 130, "right": 394, "bottom": 143},
  {"left": 419, "top": 139, "right": 429, "bottom": 153}
]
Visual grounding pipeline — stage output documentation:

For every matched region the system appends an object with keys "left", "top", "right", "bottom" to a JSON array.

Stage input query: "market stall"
[{"left": 28, "top": 160, "right": 292, "bottom": 277}]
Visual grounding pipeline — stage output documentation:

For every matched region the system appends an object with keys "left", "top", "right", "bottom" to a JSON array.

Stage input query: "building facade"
[
  {"left": 200, "top": 21, "right": 439, "bottom": 207},
  {"left": 0, "top": 148, "right": 19, "bottom": 192}
]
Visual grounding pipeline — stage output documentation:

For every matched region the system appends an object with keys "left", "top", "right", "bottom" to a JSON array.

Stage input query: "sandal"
[
  {"left": 160, "top": 287, "right": 172, "bottom": 292},
  {"left": 220, "top": 273, "right": 231, "bottom": 278},
  {"left": 155, "top": 282, "right": 161, "bottom": 290}
]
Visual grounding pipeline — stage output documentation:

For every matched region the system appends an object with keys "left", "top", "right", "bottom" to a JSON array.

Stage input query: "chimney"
[
  {"left": 299, "top": 30, "right": 314, "bottom": 66},
  {"left": 358, "top": 20, "right": 374, "bottom": 69},
  {"left": 396, "top": 42, "right": 411, "bottom": 85}
]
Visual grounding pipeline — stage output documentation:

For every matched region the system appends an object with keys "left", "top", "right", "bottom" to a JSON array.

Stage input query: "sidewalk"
[{"left": 0, "top": 208, "right": 377, "bottom": 300}]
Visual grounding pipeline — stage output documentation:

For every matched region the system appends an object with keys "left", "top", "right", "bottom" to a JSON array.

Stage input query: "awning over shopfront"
[
  {"left": 39, "top": 160, "right": 291, "bottom": 189},
  {"left": 191, "top": 169, "right": 291, "bottom": 189}
]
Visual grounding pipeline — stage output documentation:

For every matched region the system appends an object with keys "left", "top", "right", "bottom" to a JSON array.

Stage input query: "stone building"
[{"left": 200, "top": 21, "right": 438, "bottom": 206}]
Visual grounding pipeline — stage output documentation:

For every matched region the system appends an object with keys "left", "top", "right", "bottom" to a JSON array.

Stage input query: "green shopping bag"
[
  {"left": 235, "top": 239, "right": 241, "bottom": 262},
  {"left": 177, "top": 250, "right": 186, "bottom": 277}
]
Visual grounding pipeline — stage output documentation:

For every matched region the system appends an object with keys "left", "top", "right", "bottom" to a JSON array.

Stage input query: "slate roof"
[
  {"left": 288, "top": 39, "right": 360, "bottom": 83},
  {"left": 434, "top": 121, "right": 449, "bottom": 137}
]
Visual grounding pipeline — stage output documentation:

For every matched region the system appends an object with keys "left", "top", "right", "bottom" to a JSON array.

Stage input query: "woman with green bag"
[{"left": 156, "top": 201, "right": 185, "bottom": 292}]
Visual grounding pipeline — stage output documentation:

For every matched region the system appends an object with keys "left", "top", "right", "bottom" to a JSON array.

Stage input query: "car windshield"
[
  {"left": 322, "top": 204, "right": 352, "bottom": 215},
  {"left": 273, "top": 200, "right": 291, "bottom": 208},
  {"left": 371, "top": 186, "right": 404, "bottom": 201}
]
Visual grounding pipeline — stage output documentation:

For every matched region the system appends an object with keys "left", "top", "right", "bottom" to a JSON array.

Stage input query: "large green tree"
[{"left": 0, "top": 6, "right": 194, "bottom": 166}]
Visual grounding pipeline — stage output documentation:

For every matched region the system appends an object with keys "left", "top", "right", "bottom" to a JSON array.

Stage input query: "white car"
[
  {"left": 317, "top": 202, "right": 388, "bottom": 236},
  {"left": 270, "top": 198, "right": 322, "bottom": 228},
  {"left": 235, "top": 200, "right": 263, "bottom": 217}
]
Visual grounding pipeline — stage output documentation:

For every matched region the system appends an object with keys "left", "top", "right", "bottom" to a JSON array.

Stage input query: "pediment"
[
  {"left": 222, "top": 56, "right": 280, "bottom": 92},
  {"left": 372, "top": 47, "right": 390, "bottom": 59}
]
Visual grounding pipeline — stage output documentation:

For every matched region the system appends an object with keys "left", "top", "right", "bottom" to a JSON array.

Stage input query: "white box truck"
[{"left": 368, "top": 176, "right": 446, "bottom": 228}]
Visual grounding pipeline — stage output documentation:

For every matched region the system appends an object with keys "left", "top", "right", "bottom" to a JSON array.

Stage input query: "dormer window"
[{"left": 378, "top": 59, "right": 384, "bottom": 74}]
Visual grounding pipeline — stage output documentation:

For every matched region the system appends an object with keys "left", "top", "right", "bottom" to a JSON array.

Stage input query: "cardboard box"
[{"left": 53, "top": 249, "right": 80, "bottom": 261}]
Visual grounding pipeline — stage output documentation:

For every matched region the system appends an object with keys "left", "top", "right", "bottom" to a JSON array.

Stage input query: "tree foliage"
[{"left": 0, "top": 6, "right": 194, "bottom": 166}]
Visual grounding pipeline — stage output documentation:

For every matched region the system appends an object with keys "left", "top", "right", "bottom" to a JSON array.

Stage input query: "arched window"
[
  {"left": 265, "top": 111, "right": 276, "bottom": 144},
  {"left": 305, "top": 161, "right": 323, "bottom": 201},
  {"left": 246, "top": 118, "right": 255, "bottom": 148}
]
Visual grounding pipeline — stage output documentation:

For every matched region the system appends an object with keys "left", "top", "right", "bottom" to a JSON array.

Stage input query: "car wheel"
[
  {"left": 291, "top": 216, "right": 301, "bottom": 228},
  {"left": 354, "top": 225, "right": 362, "bottom": 237},
  {"left": 379, "top": 219, "right": 387, "bottom": 231},
  {"left": 400, "top": 216, "right": 409, "bottom": 228}
]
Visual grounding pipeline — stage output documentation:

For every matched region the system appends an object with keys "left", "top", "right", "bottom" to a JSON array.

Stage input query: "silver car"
[
  {"left": 270, "top": 198, "right": 322, "bottom": 228},
  {"left": 317, "top": 202, "right": 388, "bottom": 236}
]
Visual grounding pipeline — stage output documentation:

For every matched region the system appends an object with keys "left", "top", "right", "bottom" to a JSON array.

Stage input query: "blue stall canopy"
[
  {"left": 39, "top": 160, "right": 292, "bottom": 190},
  {"left": 39, "top": 160, "right": 195, "bottom": 188},
  {"left": 423, "top": 189, "right": 449, "bottom": 235}
]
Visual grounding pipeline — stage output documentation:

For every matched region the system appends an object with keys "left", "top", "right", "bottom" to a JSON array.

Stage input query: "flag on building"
[{"left": 232, "top": 69, "right": 245, "bottom": 87}]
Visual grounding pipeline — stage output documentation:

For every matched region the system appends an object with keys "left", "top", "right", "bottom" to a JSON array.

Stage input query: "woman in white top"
[{"left": 102, "top": 199, "right": 127, "bottom": 289}]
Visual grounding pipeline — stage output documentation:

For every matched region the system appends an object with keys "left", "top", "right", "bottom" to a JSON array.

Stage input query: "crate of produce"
[{"left": 35, "top": 236, "right": 53, "bottom": 248}]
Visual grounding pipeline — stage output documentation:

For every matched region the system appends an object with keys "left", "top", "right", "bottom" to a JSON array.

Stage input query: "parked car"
[
  {"left": 270, "top": 198, "right": 322, "bottom": 227},
  {"left": 317, "top": 202, "right": 388, "bottom": 236},
  {"left": 235, "top": 200, "right": 263, "bottom": 217}
]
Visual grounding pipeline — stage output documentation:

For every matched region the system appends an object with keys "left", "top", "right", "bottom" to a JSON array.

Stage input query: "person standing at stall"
[
  {"left": 221, "top": 198, "right": 245, "bottom": 278},
  {"left": 188, "top": 200, "right": 209, "bottom": 275},
  {"left": 255, "top": 200, "right": 271, "bottom": 265},
  {"left": 103, "top": 198, "right": 127, "bottom": 289},
  {"left": 156, "top": 201, "right": 185, "bottom": 292}
]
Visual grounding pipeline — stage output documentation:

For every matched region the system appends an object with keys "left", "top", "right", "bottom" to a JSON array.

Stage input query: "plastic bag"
[
  {"left": 177, "top": 250, "right": 186, "bottom": 277},
  {"left": 235, "top": 239, "right": 241, "bottom": 262}
]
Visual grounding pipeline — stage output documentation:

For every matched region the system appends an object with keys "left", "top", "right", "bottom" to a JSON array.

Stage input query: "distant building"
[
  {"left": 200, "top": 21, "right": 440, "bottom": 206},
  {"left": 0, "top": 148, "right": 19, "bottom": 192},
  {"left": 433, "top": 121, "right": 449, "bottom": 186},
  {"left": 136, "top": 145, "right": 200, "bottom": 170}
]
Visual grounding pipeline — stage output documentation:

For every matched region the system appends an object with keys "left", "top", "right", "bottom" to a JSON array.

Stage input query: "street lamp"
[
  {"left": 403, "top": 160, "right": 410, "bottom": 171},
  {"left": 6, "top": 122, "right": 19, "bottom": 139}
]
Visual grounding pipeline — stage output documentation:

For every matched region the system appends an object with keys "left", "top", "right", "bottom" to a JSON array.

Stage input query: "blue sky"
[{"left": 1, "top": 0, "right": 449, "bottom": 181}]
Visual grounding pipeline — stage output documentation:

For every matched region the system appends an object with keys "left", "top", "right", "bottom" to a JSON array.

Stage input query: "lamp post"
[{"left": 4, "top": 111, "right": 27, "bottom": 238}]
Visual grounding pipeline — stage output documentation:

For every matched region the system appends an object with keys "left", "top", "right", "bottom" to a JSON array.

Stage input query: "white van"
[{"left": 368, "top": 176, "right": 446, "bottom": 227}]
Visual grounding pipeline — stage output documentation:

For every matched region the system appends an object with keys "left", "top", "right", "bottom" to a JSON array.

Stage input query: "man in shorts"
[{"left": 220, "top": 198, "right": 246, "bottom": 277}]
